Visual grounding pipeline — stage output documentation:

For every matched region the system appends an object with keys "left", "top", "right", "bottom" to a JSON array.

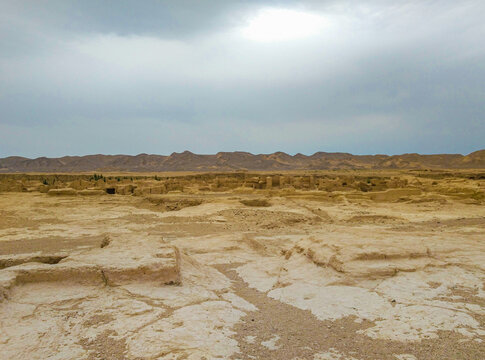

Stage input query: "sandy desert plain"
[{"left": 0, "top": 170, "right": 484, "bottom": 360}]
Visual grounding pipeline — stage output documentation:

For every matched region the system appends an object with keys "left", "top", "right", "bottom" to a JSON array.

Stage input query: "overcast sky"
[{"left": 1, "top": 0, "right": 484, "bottom": 158}]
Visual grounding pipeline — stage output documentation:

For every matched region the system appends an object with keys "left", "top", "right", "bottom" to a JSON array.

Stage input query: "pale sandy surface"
[{"left": 0, "top": 178, "right": 484, "bottom": 359}]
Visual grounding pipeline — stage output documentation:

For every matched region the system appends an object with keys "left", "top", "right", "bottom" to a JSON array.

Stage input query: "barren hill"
[{"left": 0, "top": 150, "right": 484, "bottom": 172}]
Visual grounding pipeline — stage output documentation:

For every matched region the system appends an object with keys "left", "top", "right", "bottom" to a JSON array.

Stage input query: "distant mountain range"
[{"left": 1, "top": 150, "right": 484, "bottom": 172}]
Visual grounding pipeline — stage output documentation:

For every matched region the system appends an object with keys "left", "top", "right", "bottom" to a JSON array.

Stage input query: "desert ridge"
[{"left": 1, "top": 150, "right": 484, "bottom": 173}]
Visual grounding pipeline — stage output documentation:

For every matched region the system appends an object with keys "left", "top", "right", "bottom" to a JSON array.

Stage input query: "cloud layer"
[{"left": 1, "top": 0, "right": 484, "bottom": 157}]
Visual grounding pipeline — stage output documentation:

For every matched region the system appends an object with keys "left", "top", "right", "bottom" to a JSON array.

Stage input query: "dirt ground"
[{"left": 0, "top": 170, "right": 484, "bottom": 359}]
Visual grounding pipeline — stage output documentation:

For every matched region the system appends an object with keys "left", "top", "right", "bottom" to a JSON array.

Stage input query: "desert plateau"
[
  {"left": 2, "top": 1, "right": 485, "bottom": 358},
  {"left": 0, "top": 168, "right": 484, "bottom": 359}
]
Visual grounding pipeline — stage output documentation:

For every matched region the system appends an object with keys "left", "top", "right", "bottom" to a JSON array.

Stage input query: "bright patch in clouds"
[{"left": 241, "top": 8, "right": 326, "bottom": 42}]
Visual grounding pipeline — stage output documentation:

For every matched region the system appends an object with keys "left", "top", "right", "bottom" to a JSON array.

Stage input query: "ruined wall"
[{"left": 0, "top": 172, "right": 483, "bottom": 203}]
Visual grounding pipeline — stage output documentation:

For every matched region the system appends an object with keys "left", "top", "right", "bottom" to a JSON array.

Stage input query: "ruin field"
[{"left": 0, "top": 170, "right": 484, "bottom": 359}]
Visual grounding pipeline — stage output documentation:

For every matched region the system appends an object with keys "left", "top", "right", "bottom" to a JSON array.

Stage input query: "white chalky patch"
[
  {"left": 268, "top": 283, "right": 391, "bottom": 321},
  {"left": 261, "top": 335, "right": 281, "bottom": 350},
  {"left": 244, "top": 335, "right": 256, "bottom": 344},
  {"left": 394, "top": 355, "right": 417, "bottom": 360},
  {"left": 314, "top": 348, "right": 360, "bottom": 359}
]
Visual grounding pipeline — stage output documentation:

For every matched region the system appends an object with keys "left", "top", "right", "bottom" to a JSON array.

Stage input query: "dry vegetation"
[{"left": 0, "top": 169, "right": 484, "bottom": 359}]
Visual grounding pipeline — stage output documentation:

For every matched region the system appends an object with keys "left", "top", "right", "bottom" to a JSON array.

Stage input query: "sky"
[{"left": 1, "top": 0, "right": 484, "bottom": 158}]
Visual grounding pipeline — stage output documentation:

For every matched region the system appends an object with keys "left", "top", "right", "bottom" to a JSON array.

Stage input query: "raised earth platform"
[{"left": 0, "top": 238, "right": 180, "bottom": 301}]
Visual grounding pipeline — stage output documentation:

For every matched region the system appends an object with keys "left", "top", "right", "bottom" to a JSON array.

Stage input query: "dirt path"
[{"left": 216, "top": 264, "right": 485, "bottom": 360}]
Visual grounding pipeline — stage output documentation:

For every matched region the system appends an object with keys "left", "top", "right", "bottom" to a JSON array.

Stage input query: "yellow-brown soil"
[{"left": 0, "top": 170, "right": 484, "bottom": 359}]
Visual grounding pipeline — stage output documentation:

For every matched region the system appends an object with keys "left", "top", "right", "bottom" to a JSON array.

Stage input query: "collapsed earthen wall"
[{"left": 1, "top": 173, "right": 482, "bottom": 200}]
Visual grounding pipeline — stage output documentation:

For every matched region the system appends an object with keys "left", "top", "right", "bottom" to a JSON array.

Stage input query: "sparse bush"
[{"left": 91, "top": 173, "right": 104, "bottom": 181}]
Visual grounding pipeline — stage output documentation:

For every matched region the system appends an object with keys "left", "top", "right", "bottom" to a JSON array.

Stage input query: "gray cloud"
[{"left": 1, "top": 0, "right": 484, "bottom": 157}]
